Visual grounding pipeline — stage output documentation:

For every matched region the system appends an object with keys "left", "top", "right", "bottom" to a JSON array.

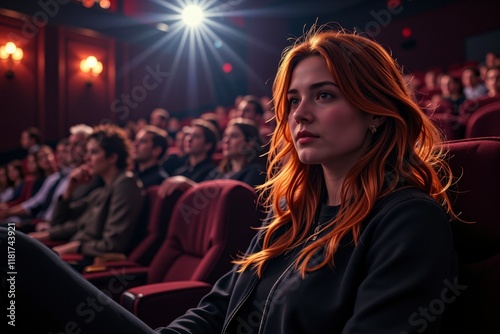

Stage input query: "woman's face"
[
  {"left": 37, "top": 148, "right": 56, "bottom": 172},
  {"left": 486, "top": 69, "right": 500, "bottom": 94},
  {"left": 7, "top": 164, "right": 21, "bottom": 182},
  {"left": 287, "top": 56, "right": 374, "bottom": 169},
  {"left": 222, "top": 125, "right": 248, "bottom": 159},
  {"left": 85, "top": 139, "right": 115, "bottom": 176},
  {"left": 26, "top": 154, "right": 38, "bottom": 174},
  {"left": 0, "top": 168, "right": 7, "bottom": 186}
]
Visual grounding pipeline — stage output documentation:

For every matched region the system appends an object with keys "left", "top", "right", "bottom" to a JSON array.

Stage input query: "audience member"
[
  {"left": 440, "top": 74, "right": 466, "bottom": 115},
  {"left": 150, "top": 108, "right": 170, "bottom": 131},
  {"left": 0, "top": 146, "right": 61, "bottom": 223},
  {"left": 161, "top": 126, "right": 189, "bottom": 175},
  {"left": 170, "top": 119, "right": 218, "bottom": 182},
  {"left": 2, "top": 152, "right": 45, "bottom": 207},
  {"left": 55, "top": 137, "right": 69, "bottom": 169},
  {"left": 0, "top": 165, "right": 13, "bottom": 203},
  {"left": 29, "top": 124, "right": 145, "bottom": 272},
  {"left": 19, "top": 126, "right": 42, "bottom": 155},
  {"left": 459, "top": 65, "right": 500, "bottom": 116},
  {"left": 5, "top": 160, "right": 25, "bottom": 203},
  {"left": 485, "top": 64, "right": 500, "bottom": 97},
  {"left": 159, "top": 117, "right": 267, "bottom": 197},
  {"left": 462, "top": 67, "right": 488, "bottom": 99},
  {"left": 236, "top": 95, "right": 265, "bottom": 125},
  {"left": 132, "top": 125, "right": 169, "bottom": 188},
  {"left": 0, "top": 124, "right": 97, "bottom": 231}
]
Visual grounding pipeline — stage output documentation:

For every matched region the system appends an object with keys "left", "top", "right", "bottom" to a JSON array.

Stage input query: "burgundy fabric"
[
  {"left": 440, "top": 137, "right": 500, "bottom": 333},
  {"left": 121, "top": 281, "right": 213, "bottom": 329},
  {"left": 128, "top": 186, "right": 183, "bottom": 266},
  {"left": 84, "top": 179, "right": 262, "bottom": 304},
  {"left": 464, "top": 102, "right": 500, "bottom": 138},
  {"left": 429, "top": 113, "right": 466, "bottom": 140},
  {"left": 459, "top": 95, "right": 500, "bottom": 116},
  {"left": 147, "top": 179, "right": 261, "bottom": 285}
]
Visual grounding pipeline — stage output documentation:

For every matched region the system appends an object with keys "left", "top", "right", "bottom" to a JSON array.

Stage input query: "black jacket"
[{"left": 156, "top": 187, "right": 458, "bottom": 333}]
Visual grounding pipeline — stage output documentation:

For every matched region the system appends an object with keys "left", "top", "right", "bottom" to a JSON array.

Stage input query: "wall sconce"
[
  {"left": 0, "top": 42, "right": 23, "bottom": 78},
  {"left": 81, "top": 0, "right": 111, "bottom": 9},
  {"left": 80, "top": 56, "right": 103, "bottom": 86}
]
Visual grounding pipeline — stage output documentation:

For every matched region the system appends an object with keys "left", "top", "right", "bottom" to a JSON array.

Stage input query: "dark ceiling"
[{"left": 0, "top": 0, "right": 461, "bottom": 47}]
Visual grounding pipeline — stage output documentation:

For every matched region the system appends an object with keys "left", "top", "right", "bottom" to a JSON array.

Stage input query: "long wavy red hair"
[{"left": 234, "top": 27, "right": 456, "bottom": 277}]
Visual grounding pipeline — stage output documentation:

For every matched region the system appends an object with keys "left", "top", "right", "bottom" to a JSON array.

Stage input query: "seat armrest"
[
  {"left": 83, "top": 259, "right": 142, "bottom": 273},
  {"left": 121, "top": 281, "right": 213, "bottom": 329},
  {"left": 83, "top": 266, "right": 149, "bottom": 301}
]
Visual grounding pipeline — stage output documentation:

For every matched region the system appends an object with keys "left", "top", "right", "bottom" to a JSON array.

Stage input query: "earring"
[{"left": 370, "top": 124, "right": 377, "bottom": 134}]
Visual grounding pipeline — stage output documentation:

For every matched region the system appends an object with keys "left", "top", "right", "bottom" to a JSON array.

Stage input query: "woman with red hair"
[
  {"left": 158, "top": 26, "right": 458, "bottom": 333},
  {"left": 0, "top": 26, "right": 458, "bottom": 333}
]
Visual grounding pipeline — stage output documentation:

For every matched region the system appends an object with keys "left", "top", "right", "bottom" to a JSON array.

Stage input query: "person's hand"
[
  {"left": 52, "top": 241, "right": 81, "bottom": 255},
  {"left": 158, "top": 176, "right": 196, "bottom": 197},
  {"left": 28, "top": 231, "right": 50, "bottom": 241},
  {"left": 64, "top": 165, "right": 92, "bottom": 198},
  {"left": 35, "top": 221, "right": 50, "bottom": 232}
]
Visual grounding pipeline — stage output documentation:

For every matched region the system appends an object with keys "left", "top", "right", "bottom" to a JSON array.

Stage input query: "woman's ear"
[{"left": 369, "top": 115, "right": 386, "bottom": 129}]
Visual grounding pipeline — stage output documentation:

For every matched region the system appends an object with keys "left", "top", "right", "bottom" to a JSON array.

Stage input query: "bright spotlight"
[{"left": 182, "top": 5, "right": 204, "bottom": 27}]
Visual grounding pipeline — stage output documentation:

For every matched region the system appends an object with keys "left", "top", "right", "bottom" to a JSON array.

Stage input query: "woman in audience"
[
  {"left": 156, "top": 26, "right": 459, "bottom": 333},
  {"left": 439, "top": 74, "right": 466, "bottom": 115},
  {"left": 3, "top": 152, "right": 46, "bottom": 207},
  {"left": 5, "top": 159, "right": 25, "bottom": 202},
  {"left": 0, "top": 26, "right": 459, "bottom": 333},
  {"left": 0, "top": 165, "right": 13, "bottom": 203},
  {"left": 158, "top": 117, "right": 266, "bottom": 196},
  {"left": 29, "top": 124, "right": 145, "bottom": 272}
]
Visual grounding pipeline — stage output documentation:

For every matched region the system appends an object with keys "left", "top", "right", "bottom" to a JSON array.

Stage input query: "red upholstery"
[
  {"left": 85, "top": 180, "right": 262, "bottom": 295},
  {"left": 429, "top": 113, "right": 465, "bottom": 140},
  {"left": 464, "top": 102, "right": 500, "bottom": 138},
  {"left": 146, "top": 179, "right": 261, "bottom": 284},
  {"left": 60, "top": 186, "right": 182, "bottom": 271},
  {"left": 459, "top": 95, "right": 500, "bottom": 117},
  {"left": 126, "top": 186, "right": 183, "bottom": 266},
  {"left": 440, "top": 137, "right": 500, "bottom": 333},
  {"left": 113, "top": 179, "right": 263, "bottom": 328}
]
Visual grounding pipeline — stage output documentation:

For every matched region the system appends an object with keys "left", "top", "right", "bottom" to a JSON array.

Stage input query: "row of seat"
[
  {"left": 80, "top": 137, "right": 500, "bottom": 332},
  {"left": 430, "top": 101, "right": 500, "bottom": 140},
  {"left": 2, "top": 137, "right": 498, "bottom": 331},
  {"left": 80, "top": 179, "right": 265, "bottom": 327}
]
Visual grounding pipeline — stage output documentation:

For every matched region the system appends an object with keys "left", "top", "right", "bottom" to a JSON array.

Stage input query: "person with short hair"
[
  {"left": 132, "top": 125, "right": 169, "bottom": 188},
  {"left": 236, "top": 95, "right": 265, "bottom": 125},
  {"left": 169, "top": 119, "right": 219, "bottom": 183},
  {"left": 20, "top": 126, "right": 42, "bottom": 154},
  {"left": 158, "top": 117, "right": 267, "bottom": 197},
  {"left": 29, "top": 124, "right": 145, "bottom": 272},
  {"left": 150, "top": 108, "right": 170, "bottom": 131},
  {"left": 462, "top": 67, "right": 488, "bottom": 100}
]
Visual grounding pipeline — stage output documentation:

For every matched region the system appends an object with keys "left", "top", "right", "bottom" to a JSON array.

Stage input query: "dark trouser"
[{"left": 0, "top": 227, "right": 155, "bottom": 334}]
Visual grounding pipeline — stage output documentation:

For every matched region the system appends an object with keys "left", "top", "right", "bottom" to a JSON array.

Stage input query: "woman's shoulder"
[
  {"left": 363, "top": 187, "right": 450, "bottom": 238},
  {"left": 114, "top": 171, "right": 144, "bottom": 192},
  {"left": 375, "top": 186, "right": 442, "bottom": 211}
]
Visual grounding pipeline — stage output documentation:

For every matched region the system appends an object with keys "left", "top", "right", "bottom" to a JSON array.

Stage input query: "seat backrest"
[
  {"left": 464, "top": 101, "right": 500, "bottom": 138},
  {"left": 128, "top": 185, "right": 183, "bottom": 266},
  {"left": 459, "top": 94, "right": 500, "bottom": 116},
  {"left": 440, "top": 137, "right": 500, "bottom": 333},
  {"left": 147, "top": 179, "right": 262, "bottom": 285}
]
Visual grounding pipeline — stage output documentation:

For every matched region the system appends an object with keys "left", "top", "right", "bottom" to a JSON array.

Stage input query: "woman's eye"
[
  {"left": 288, "top": 98, "right": 299, "bottom": 107},
  {"left": 318, "top": 92, "right": 334, "bottom": 100}
]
